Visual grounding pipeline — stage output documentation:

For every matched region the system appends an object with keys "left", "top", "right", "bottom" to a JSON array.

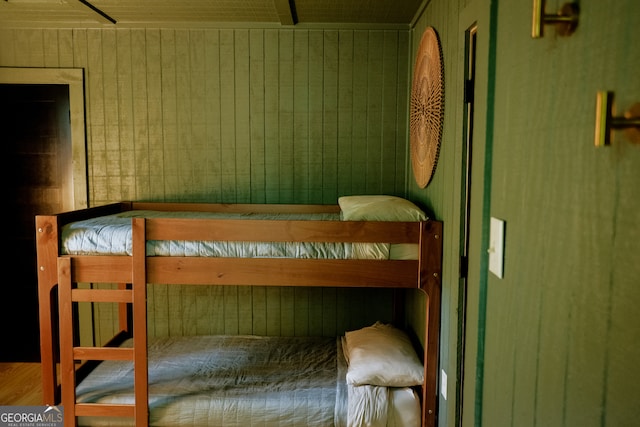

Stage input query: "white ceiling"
[{"left": 0, "top": 0, "right": 425, "bottom": 28}]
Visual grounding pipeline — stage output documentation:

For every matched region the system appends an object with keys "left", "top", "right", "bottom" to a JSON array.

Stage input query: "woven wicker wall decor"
[{"left": 410, "top": 27, "right": 444, "bottom": 188}]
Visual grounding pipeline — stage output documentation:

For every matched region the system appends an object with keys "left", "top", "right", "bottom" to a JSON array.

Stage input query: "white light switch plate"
[
  {"left": 489, "top": 217, "right": 505, "bottom": 278},
  {"left": 441, "top": 369, "right": 447, "bottom": 400}
]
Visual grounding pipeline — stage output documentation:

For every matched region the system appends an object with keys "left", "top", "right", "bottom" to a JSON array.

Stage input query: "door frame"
[
  {"left": 456, "top": 0, "right": 497, "bottom": 425},
  {"left": 0, "top": 67, "right": 88, "bottom": 210},
  {"left": 456, "top": 21, "right": 478, "bottom": 427}
]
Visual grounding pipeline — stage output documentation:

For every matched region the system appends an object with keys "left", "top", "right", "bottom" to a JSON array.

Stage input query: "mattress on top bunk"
[
  {"left": 60, "top": 210, "right": 419, "bottom": 260},
  {"left": 75, "top": 335, "right": 420, "bottom": 427}
]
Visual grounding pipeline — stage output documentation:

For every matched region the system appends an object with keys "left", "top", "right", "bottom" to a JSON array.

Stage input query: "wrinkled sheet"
[
  {"left": 61, "top": 210, "right": 395, "bottom": 259},
  {"left": 76, "top": 335, "right": 348, "bottom": 427},
  {"left": 348, "top": 384, "right": 390, "bottom": 426},
  {"left": 346, "top": 386, "right": 421, "bottom": 427}
]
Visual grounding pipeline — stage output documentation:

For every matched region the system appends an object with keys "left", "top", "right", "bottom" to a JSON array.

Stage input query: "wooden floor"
[{"left": 0, "top": 363, "right": 43, "bottom": 405}]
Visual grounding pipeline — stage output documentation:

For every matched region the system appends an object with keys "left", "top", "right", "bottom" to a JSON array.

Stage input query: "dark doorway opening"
[{"left": 1, "top": 84, "right": 72, "bottom": 362}]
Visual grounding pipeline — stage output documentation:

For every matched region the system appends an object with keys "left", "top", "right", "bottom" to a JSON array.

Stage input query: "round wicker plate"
[{"left": 410, "top": 27, "right": 444, "bottom": 188}]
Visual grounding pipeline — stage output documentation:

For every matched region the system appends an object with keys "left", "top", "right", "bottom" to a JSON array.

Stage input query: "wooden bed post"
[
  {"left": 419, "top": 220, "right": 443, "bottom": 427},
  {"left": 36, "top": 215, "right": 60, "bottom": 405},
  {"left": 131, "top": 218, "right": 149, "bottom": 426},
  {"left": 422, "top": 278, "right": 442, "bottom": 427},
  {"left": 57, "top": 257, "right": 78, "bottom": 427}
]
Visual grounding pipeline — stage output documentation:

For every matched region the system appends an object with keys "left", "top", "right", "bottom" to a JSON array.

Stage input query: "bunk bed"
[{"left": 35, "top": 195, "right": 443, "bottom": 427}]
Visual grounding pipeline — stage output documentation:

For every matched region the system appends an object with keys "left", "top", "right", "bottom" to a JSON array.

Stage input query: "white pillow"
[
  {"left": 345, "top": 322, "right": 424, "bottom": 387},
  {"left": 338, "top": 195, "right": 427, "bottom": 222}
]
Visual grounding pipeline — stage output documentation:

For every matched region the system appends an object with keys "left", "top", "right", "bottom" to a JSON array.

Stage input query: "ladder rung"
[
  {"left": 75, "top": 403, "right": 135, "bottom": 417},
  {"left": 72, "top": 289, "right": 132, "bottom": 303},
  {"left": 73, "top": 346, "right": 134, "bottom": 361}
]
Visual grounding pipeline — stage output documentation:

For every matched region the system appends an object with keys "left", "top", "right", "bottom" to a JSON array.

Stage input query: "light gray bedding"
[
  {"left": 61, "top": 210, "right": 397, "bottom": 259},
  {"left": 75, "top": 335, "right": 420, "bottom": 427},
  {"left": 76, "top": 335, "right": 348, "bottom": 427}
]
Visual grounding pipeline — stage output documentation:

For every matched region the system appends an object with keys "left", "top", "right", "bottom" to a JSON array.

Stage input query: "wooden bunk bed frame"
[{"left": 35, "top": 201, "right": 443, "bottom": 427}]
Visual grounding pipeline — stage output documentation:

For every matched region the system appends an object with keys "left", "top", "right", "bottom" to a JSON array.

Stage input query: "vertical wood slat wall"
[
  {"left": 0, "top": 27, "right": 410, "bottom": 206},
  {"left": 0, "top": 27, "right": 411, "bottom": 343},
  {"left": 408, "top": 1, "right": 640, "bottom": 426}
]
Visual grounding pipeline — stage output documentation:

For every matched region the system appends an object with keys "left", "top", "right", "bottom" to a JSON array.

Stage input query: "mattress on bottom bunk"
[
  {"left": 74, "top": 335, "right": 420, "bottom": 427},
  {"left": 60, "top": 210, "right": 419, "bottom": 260}
]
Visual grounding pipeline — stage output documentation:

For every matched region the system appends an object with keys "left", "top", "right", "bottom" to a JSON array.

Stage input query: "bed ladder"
[{"left": 57, "top": 218, "right": 149, "bottom": 427}]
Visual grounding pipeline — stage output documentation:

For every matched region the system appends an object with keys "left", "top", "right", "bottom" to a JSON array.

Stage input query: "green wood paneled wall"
[
  {"left": 480, "top": 1, "right": 640, "bottom": 425},
  {"left": 408, "top": 2, "right": 467, "bottom": 426},
  {"left": 411, "top": 0, "right": 640, "bottom": 426},
  {"left": 1, "top": 26, "right": 407, "bottom": 206},
  {"left": 0, "top": 27, "right": 410, "bottom": 343},
  {"left": 0, "top": 27, "right": 408, "bottom": 205},
  {"left": 88, "top": 285, "right": 394, "bottom": 339}
]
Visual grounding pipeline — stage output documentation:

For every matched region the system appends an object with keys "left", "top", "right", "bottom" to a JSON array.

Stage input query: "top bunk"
[{"left": 36, "top": 195, "right": 443, "bottom": 291}]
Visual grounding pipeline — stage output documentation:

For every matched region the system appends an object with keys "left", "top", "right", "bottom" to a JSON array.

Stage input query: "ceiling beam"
[
  {"left": 273, "top": 0, "right": 297, "bottom": 25},
  {"left": 74, "top": 0, "right": 116, "bottom": 24}
]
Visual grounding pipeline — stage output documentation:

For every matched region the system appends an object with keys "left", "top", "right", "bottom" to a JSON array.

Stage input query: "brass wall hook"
[
  {"left": 594, "top": 91, "right": 640, "bottom": 147},
  {"left": 532, "top": 0, "right": 579, "bottom": 38}
]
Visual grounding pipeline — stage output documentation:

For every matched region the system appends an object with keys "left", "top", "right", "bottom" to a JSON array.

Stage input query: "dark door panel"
[{"left": 1, "top": 84, "right": 71, "bottom": 362}]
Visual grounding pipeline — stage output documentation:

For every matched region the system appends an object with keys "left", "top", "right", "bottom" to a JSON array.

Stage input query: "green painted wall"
[
  {"left": 480, "top": 1, "right": 640, "bottom": 425},
  {"left": 410, "top": 0, "right": 640, "bottom": 426},
  {"left": 407, "top": 2, "right": 474, "bottom": 426},
  {"left": 0, "top": 26, "right": 412, "bottom": 343},
  {"left": 0, "top": 27, "right": 409, "bottom": 205}
]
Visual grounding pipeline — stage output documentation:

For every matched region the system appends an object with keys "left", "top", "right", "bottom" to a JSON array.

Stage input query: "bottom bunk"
[{"left": 73, "top": 332, "right": 422, "bottom": 427}]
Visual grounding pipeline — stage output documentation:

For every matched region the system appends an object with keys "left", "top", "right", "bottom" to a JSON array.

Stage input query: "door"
[{"left": 1, "top": 84, "right": 73, "bottom": 362}]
